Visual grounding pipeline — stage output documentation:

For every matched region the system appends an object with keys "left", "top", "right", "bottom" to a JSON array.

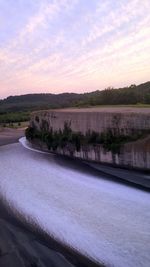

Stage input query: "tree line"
[{"left": 0, "top": 81, "right": 150, "bottom": 124}]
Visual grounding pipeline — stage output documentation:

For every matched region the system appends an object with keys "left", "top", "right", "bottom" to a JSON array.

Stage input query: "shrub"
[{"left": 25, "top": 122, "right": 150, "bottom": 154}]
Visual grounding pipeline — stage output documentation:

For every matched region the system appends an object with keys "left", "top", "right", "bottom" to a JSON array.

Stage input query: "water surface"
[{"left": 0, "top": 141, "right": 150, "bottom": 267}]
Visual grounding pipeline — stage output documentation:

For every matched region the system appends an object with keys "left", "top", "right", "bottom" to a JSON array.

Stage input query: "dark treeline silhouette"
[
  {"left": 0, "top": 82, "right": 150, "bottom": 115},
  {"left": 79, "top": 82, "right": 150, "bottom": 106},
  {"left": 0, "top": 93, "right": 84, "bottom": 113}
]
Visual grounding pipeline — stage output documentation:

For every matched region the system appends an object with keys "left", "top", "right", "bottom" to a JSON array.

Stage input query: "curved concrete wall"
[
  {"left": 31, "top": 108, "right": 150, "bottom": 135},
  {"left": 30, "top": 108, "right": 150, "bottom": 170}
]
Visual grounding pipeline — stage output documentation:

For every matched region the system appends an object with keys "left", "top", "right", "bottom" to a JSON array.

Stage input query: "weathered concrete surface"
[
  {"left": 30, "top": 108, "right": 150, "bottom": 170},
  {"left": 31, "top": 107, "right": 150, "bottom": 135},
  {"left": 30, "top": 137, "right": 150, "bottom": 171},
  {"left": 85, "top": 162, "right": 150, "bottom": 189},
  {"left": 21, "top": 137, "right": 150, "bottom": 189},
  {"left": 119, "top": 136, "right": 150, "bottom": 169}
]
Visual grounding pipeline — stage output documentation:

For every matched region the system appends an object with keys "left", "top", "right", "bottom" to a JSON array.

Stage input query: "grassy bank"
[{"left": 0, "top": 111, "right": 30, "bottom": 128}]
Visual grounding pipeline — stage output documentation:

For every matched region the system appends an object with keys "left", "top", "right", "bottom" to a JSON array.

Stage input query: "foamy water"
[{"left": 0, "top": 139, "right": 150, "bottom": 267}]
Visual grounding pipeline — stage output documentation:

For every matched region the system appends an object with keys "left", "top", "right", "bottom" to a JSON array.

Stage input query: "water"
[{"left": 0, "top": 139, "right": 150, "bottom": 267}]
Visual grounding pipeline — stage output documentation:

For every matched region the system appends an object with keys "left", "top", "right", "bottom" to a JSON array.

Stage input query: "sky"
[{"left": 0, "top": 0, "right": 150, "bottom": 99}]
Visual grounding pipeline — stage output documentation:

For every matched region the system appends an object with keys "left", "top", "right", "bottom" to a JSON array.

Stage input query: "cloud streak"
[{"left": 0, "top": 0, "right": 150, "bottom": 98}]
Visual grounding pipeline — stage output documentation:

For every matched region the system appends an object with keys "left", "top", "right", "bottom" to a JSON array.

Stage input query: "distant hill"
[
  {"left": 81, "top": 81, "right": 150, "bottom": 106},
  {"left": 0, "top": 93, "right": 85, "bottom": 113},
  {"left": 0, "top": 81, "right": 150, "bottom": 114}
]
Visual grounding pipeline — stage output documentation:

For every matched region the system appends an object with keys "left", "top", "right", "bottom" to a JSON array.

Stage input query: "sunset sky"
[{"left": 0, "top": 0, "right": 150, "bottom": 99}]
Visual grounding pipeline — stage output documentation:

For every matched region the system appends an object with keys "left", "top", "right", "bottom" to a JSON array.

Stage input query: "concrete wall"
[
  {"left": 31, "top": 108, "right": 150, "bottom": 135},
  {"left": 30, "top": 108, "right": 150, "bottom": 170}
]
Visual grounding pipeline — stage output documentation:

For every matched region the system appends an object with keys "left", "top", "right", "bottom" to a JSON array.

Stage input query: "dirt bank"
[{"left": 0, "top": 127, "right": 25, "bottom": 146}]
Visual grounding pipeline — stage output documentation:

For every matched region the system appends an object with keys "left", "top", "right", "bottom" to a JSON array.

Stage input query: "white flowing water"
[{"left": 0, "top": 138, "right": 150, "bottom": 267}]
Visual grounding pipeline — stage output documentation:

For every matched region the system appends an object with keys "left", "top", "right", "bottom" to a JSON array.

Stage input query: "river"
[{"left": 0, "top": 139, "right": 150, "bottom": 267}]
